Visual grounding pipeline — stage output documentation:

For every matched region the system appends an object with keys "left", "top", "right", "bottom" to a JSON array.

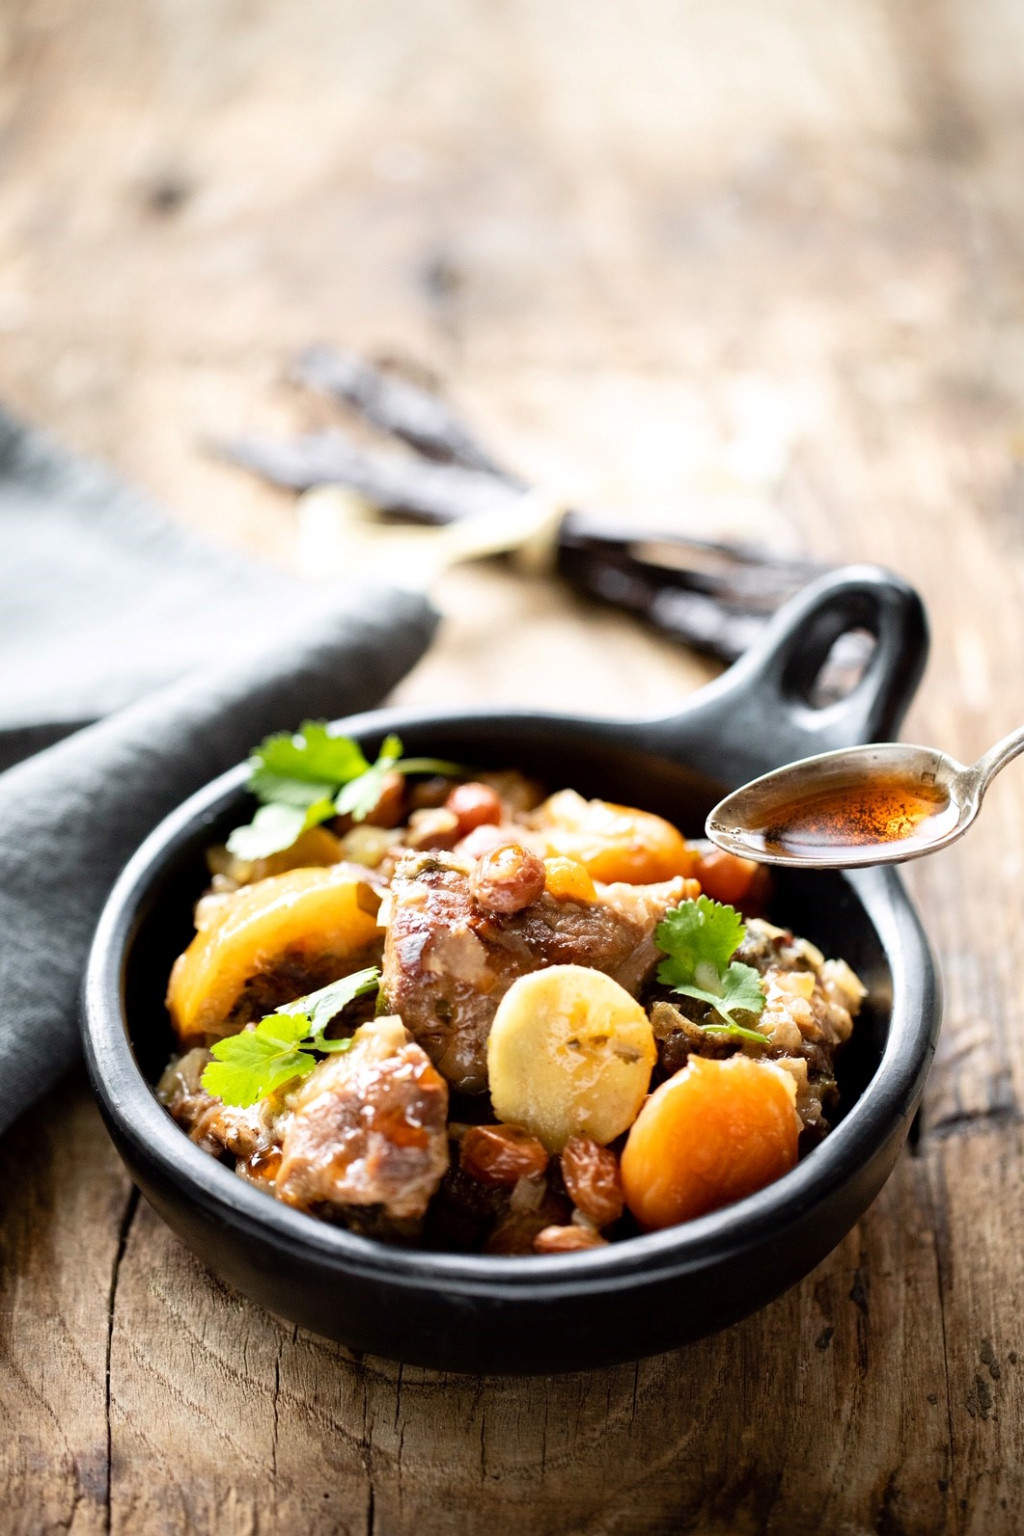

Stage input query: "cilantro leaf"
[
  {"left": 201, "top": 1014, "right": 319, "bottom": 1108},
  {"left": 712, "top": 962, "right": 766, "bottom": 1019},
  {"left": 250, "top": 721, "right": 370, "bottom": 791},
  {"left": 393, "top": 756, "right": 465, "bottom": 777},
  {"left": 277, "top": 968, "right": 381, "bottom": 1042},
  {"left": 656, "top": 897, "right": 746, "bottom": 983},
  {"left": 334, "top": 733, "right": 403, "bottom": 820},
  {"left": 246, "top": 772, "right": 338, "bottom": 810},
  {"left": 199, "top": 968, "right": 382, "bottom": 1107},
  {"left": 225, "top": 800, "right": 334, "bottom": 861},
  {"left": 655, "top": 895, "right": 765, "bottom": 1038},
  {"left": 226, "top": 721, "right": 465, "bottom": 860}
]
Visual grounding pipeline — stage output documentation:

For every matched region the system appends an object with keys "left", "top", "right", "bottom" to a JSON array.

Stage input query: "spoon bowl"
[{"left": 706, "top": 726, "right": 1024, "bottom": 869}]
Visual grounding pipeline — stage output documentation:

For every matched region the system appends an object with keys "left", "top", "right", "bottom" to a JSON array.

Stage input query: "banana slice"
[{"left": 486, "top": 965, "right": 656, "bottom": 1152}]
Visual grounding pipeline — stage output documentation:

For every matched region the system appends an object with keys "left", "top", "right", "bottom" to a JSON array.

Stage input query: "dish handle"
[{"left": 648, "top": 564, "right": 929, "bottom": 786}]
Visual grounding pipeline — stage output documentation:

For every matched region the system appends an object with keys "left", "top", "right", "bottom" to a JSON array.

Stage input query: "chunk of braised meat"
[
  {"left": 560, "top": 1136, "right": 624, "bottom": 1228},
  {"left": 460, "top": 1124, "right": 550, "bottom": 1187},
  {"left": 379, "top": 851, "right": 692, "bottom": 1093},
  {"left": 595, "top": 877, "right": 701, "bottom": 995},
  {"left": 534, "top": 1223, "right": 608, "bottom": 1253},
  {"left": 649, "top": 999, "right": 740, "bottom": 1081},
  {"left": 276, "top": 1016, "right": 448, "bottom": 1223},
  {"left": 157, "top": 1047, "right": 286, "bottom": 1161}
]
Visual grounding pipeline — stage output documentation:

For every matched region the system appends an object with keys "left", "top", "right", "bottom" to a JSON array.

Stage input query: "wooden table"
[{"left": 3, "top": 1, "right": 1024, "bottom": 1530}]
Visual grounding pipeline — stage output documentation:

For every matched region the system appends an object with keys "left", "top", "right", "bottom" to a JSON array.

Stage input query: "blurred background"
[
  {"left": 4, "top": 0, "right": 1024, "bottom": 734},
  {"left": 8, "top": 6, "right": 1024, "bottom": 1529}
]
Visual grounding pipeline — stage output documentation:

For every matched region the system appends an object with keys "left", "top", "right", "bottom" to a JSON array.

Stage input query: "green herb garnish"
[
  {"left": 200, "top": 967, "right": 381, "bottom": 1107},
  {"left": 226, "top": 722, "right": 461, "bottom": 860},
  {"left": 655, "top": 896, "right": 766, "bottom": 1043}
]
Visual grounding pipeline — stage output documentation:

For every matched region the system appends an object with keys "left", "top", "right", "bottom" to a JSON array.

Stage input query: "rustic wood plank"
[
  {"left": 93, "top": 1140, "right": 951, "bottom": 1536},
  {"left": 0, "top": 1073, "right": 131, "bottom": 1536}
]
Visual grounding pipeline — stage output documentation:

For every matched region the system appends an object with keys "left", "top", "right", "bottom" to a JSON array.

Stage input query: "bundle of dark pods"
[{"left": 221, "top": 345, "right": 860, "bottom": 685}]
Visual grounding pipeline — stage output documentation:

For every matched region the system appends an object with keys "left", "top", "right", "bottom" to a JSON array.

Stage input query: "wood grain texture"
[{"left": 3, "top": 0, "right": 1024, "bottom": 1530}]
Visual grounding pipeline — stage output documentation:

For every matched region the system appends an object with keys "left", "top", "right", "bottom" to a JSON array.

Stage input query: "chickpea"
[
  {"left": 470, "top": 843, "right": 547, "bottom": 914},
  {"left": 445, "top": 781, "right": 504, "bottom": 835}
]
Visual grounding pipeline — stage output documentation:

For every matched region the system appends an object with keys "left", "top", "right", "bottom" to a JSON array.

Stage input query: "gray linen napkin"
[
  {"left": 0, "top": 409, "right": 438, "bottom": 1136},
  {"left": 0, "top": 402, "right": 357, "bottom": 769}
]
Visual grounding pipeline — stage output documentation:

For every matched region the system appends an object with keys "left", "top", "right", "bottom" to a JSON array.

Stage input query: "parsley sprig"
[
  {"left": 655, "top": 896, "right": 766, "bottom": 1044},
  {"left": 226, "top": 722, "right": 461, "bottom": 861},
  {"left": 200, "top": 967, "right": 381, "bottom": 1108}
]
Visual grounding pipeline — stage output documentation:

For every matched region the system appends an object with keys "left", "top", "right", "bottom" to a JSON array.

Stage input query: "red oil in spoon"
[{"left": 736, "top": 771, "right": 955, "bottom": 859}]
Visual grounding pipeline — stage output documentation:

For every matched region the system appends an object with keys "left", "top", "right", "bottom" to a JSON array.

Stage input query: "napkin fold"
[{"left": 0, "top": 408, "right": 439, "bottom": 1137}]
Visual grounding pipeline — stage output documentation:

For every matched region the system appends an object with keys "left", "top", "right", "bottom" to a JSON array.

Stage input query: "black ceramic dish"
[{"left": 82, "top": 565, "right": 939, "bottom": 1375}]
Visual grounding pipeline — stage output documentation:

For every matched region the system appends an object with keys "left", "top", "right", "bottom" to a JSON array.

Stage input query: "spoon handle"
[{"left": 971, "top": 723, "right": 1024, "bottom": 793}]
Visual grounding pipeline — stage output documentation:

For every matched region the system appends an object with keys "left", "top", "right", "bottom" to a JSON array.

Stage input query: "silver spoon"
[{"left": 704, "top": 725, "right": 1024, "bottom": 869}]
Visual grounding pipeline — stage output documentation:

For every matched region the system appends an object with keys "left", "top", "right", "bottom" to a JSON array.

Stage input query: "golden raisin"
[
  {"left": 460, "top": 1124, "right": 550, "bottom": 1187},
  {"left": 561, "top": 1136, "right": 624, "bottom": 1228}
]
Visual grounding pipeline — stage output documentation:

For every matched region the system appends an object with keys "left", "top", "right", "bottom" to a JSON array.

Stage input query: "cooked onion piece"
[
  {"left": 166, "top": 864, "right": 383, "bottom": 1046},
  {"left": 620, "top": 1055, "right": 800, "bottom": 1230},
  {"left": 486, "top": 964, "right": 656, "bottom": 1152}
]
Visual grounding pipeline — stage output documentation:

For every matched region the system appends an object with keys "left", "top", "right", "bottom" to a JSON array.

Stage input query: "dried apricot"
[
  {"left": 532, "top": 789, "right": 697, "bottom": 885},
  {"left": 543, "top": 856, "right": 597, "bottom": 903},
  {"left": 166, "top": 865, "right": 382, "bottom": 1045},
  {"left": 620, "top": 1055, "right": 799, "bottom": 1229}
]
